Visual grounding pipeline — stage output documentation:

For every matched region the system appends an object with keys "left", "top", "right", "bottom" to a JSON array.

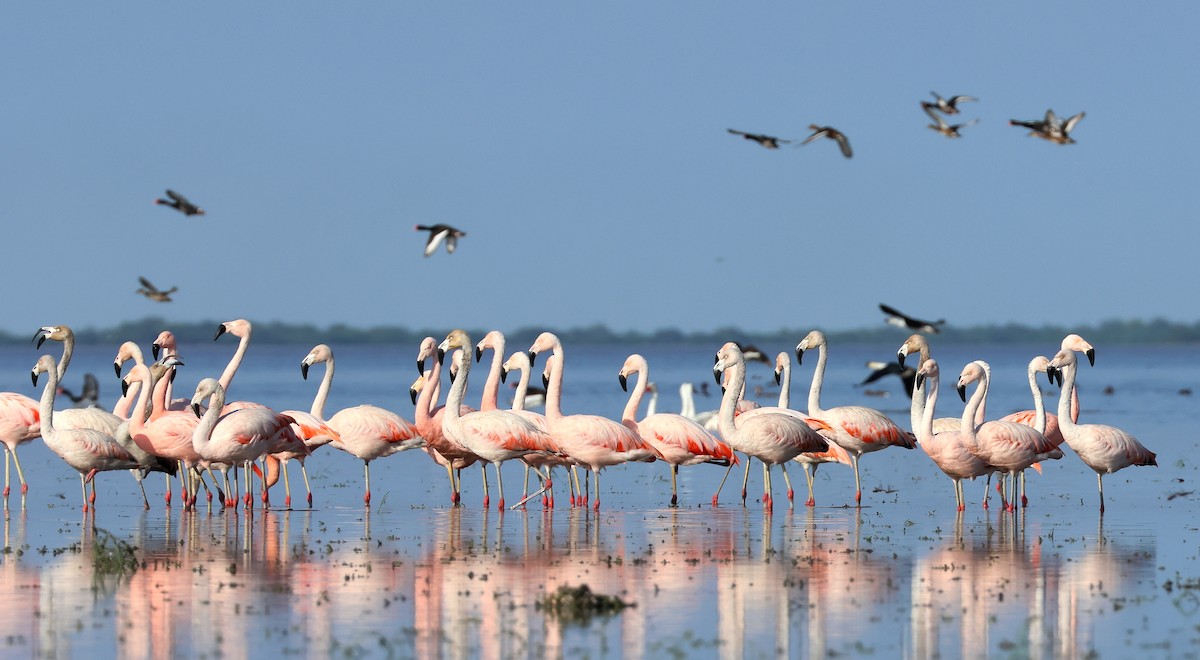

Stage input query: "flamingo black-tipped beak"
[
  {"left": 301, "top": 363, "right": 310, "bottom": 380},
  {"left": 915, "top": 373, "right": 925, "bottom": 391},
  {"left": 448, "top": 370, "right": 456, "bottom": 384},
  {"left": 192, "top": 403, "right": 202, "bottom": 418},
  {"left": 417, "top": 359, "right": 426, "bottom": 376},
  {"left": 774, "top": 370, "right": 782, "bottom": 386},
  {"left": 474, "top": 347, "right": 483, "bottom": 363},
  {"left": 897, "top": 351, "right": 906, "bottom": 369},
  {"left": 957, "top": 384, "right": 967, "bottom": 402},
  {"left": 542, "top": 373, "right": 550, "bottom": 389},
  {"left": 152, "top": 343, "right": 161, "bottom": 360},
  {"left": 712, "top": 365, "right": 722, "bottom": 385},
  {"left": 121, "top": 379, "right": 130, "bottom": 397},
  {"left": 1054, "top": 369, "right": 1063, "bottom": 387},
  {"left": 528, "top": 351, "right": 538, "bottom": 367},
  {"left": 213, "top": 324, "right": 227, "bottom": 340},
  {"left": 795, "top": 348, "right": 805, "bottom": 365},
  {"left": 114, "top": 362, "right": 123, "bottom": 378},
  {"left": 409, "top": 387, "right": 418, "bottom": 405},
  {"left": 1086, "top": 349, "right": 1095, "bottom": 367},
  {"left": 500, "top": 369, "right": 508, "bottom": 384},
  {"left": 31, "top": 371, "right": 39, "bottom": 388},
  {"left": 34, "top": 334, "right": 46, "bottom": 350},
  {"left": 169, "top": 369, "right": 177, "bottom": 384},
  {"left": 619, "top": 374, "right": 628, "bottom": 392},
  {"left": 436, "top": 348, "right": 446, "bottom": 365}
]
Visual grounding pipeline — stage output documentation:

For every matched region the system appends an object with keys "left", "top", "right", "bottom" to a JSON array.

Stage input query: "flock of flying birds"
[{"left": 727, "top": 91, "right": 1086, "bottom": 157}]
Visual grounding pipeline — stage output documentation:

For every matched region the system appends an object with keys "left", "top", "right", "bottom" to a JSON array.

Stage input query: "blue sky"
[{"left": 2, "top": 3, "right": 1196, "bottom": 336}]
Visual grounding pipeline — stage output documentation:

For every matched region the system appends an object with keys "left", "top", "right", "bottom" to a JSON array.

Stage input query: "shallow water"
[{"left": 0, "top": 339, "right": 1195, "bottom": 658}]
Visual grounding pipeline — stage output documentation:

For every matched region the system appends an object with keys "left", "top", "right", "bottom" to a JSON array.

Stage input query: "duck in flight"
[
  {"left": 727, "top": 129, "right": 792, "bottom": 149},
  {"left": 137, "top": 277, "right": 178, "bottom": 302},
  {"left": 860, "top": 361, "right": 916, "bottom": 398},
  {"left": 154, "top": 189, "right": 205, "bottom": 216},
  {"left": 1010, "top": 109, "right": 1085, "bottom": 144},
  {"left": 921, "top": 92, "right": 977, "bottom": 116},
  {"left": 879, "top": 303, "right": 945, "bottom": 334},
  {"left": 923, "top": 104, "right": 978, "bottom": 138},
  {"left": 415, "top": 224, "right": 466, "bottom": 257},
  {"left": 800, "top": 125, "right": 853, "bottom": 159}
]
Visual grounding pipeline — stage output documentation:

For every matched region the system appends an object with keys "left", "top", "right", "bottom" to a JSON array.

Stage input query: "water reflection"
[{"left": 0, "top": 506, "right": 1161, "bottom": 658}]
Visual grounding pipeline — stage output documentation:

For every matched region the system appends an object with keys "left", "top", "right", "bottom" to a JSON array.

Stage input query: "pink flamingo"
[
  {"left": 189, "top": 379, "right": 305, "bottom": 506},
  {"left": 529, "top": 331, "right": 659, "bottom": 510},
  {"left": 911, "top": 359, "right": 996, "bottom": 511},
  {"left": 31, "top": 355, "right": 140, "bottom": 512},
  {"left": 618, "top": 354, "right": 736, "bottom": 507},
  {"left": 320, "top": 359, "right": 424, "bottom": 506},
  {"left": 438, "top": 330, "right": 558, "bottom": 510},
  {"left": 124, "top": 363, "right": 209, "bottom": 508},
  {"left": 148, "top": 330, "right": 193, "bottom": 412},
  {"left": 796, "top": 330, "right": 916, "bottom": 505},
  {"left": 956, "top": 360, "right": 1062, "bottom": 512},
  {"left": 475, "top": 331, "right": 563, "bottom": 508},
  {"left": 413, "top": 337, "right": 480, "bottom": 505},
  {"left": 272, "top": 344, "right": 342, "bottom": 508},
  {"left": 999, "top": 334, "right": 1094, "bottom": 451},
  {"left": 711, "top": 342, "right": 830, "bottom": 510},
  {"left": 1047, "top": 348, "right": 1156, "bottom": 513},
  {"left": 502, "top": 351, "right": 570, "bottom": 508},
  {"left": 33, "top": 326, "right": 124, "bottom": 435},
  {"left": 771, "top": 351, "right": 853, "bottom": 507}
]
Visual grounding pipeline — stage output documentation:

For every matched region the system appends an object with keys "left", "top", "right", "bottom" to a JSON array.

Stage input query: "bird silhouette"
[
  {"left": 859, "top": 361, "right": 916, "bottom": 398},
  {"left": 727, "top": 128, "right": 792, "bottom": 149},
  {"left": 879, "top": 303, "right": 944, "bottom": 334},
  {"left": 800, "top": 125, "right": 853, "bottom": 158},
  {"left": 154, "top": 189, "right": 205, "bottom": 216},
  {"left": 58, "top": 373, "right": 100, "bottom": 409},
  {"left": 415, "top": 224, "right": 466, "bottom": 257},
  {"left": 922, "top": 104, "right": 978, "bottom": 138},
  {"left": 136, "top": 277, "right": 177, "bottom": 302},
  {"left": 1009, "top": 109, "right": 1085, "bottom": 144}
]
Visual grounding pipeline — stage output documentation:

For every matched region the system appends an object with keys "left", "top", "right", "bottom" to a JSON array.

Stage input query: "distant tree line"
[{"left": 6, "top": 316, "right": 1200, "bottom": 346}]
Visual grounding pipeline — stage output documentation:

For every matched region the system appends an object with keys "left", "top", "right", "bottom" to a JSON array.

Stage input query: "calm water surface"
[{"left": 0, "top": 339, "right": 1196, "bottom": 658}]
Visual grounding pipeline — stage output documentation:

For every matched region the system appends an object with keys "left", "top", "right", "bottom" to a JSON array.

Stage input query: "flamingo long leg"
[
  {"left": 1097, "top": 473, "right": 1105, "bottom": 514},
  {"left": 669, "top": 465, "right": 679, "bottom": 507},
  {"left": 779, "top": 463, "right": 794, "bottom": 504},
  {"left": 495, "top": 463, "right": 505, "bottom": 510},
  {"left": 803, "top": 463, "right": 816, "bottom": 507},
  {"left": 300, "top": 463, "right": 313, "bottom": 508},
  {"left": 12, "top": 449, "right": 27, "bottom": 496},
  {"left": 851, "top": 455, "right": 862, "bottom": 505},
  {"left": 363, "top": 461, "right": 371, "bottom": 506},
  {"left": 282, "top": 462, "right": 292, "bottom": 508}
]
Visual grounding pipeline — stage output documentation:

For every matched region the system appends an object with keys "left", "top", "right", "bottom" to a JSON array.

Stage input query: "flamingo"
[
  {"left": 123, "top": 363, "right": 209, "bottom": 508},
  {"left": 501, "top": 351, "right": 570, "bottom": 508},
  {"left": 411, "top": 341, "right": 479, "bottom": 505},
  {"left": 898, "top": 332, "right": 997, "bottom": 507},
  {"left": 911, "top": 359, "right": 995, "bottom": 511},
  {"left": 529, "top": 331, "right": 659, "bottom": 510},
  {"left": 189, "top": 379, "right": 305, "bottom": 506},
  {"left": 711, "top": 343, "right": 830, "bottom": 510},
  {"left": 955, "top": 361, "right": 1062, "bottom": 512},
  {"left": 33, "top": 326, "right": 124, "bottom": 435},
  {"left": 772, "top": 351, "right": 853, "bottom": 507},
  {"left": 414, "top": 337, "right": 480, "bottom": 505},
  {"left": 437, "top": 330, "right": 558, "bottom": 510},
  {"left": 111, "top": 341, "right": 147, "bottom": 418},
  {"left": 1000, "top": 333, "right": 1094, "bottom": 445},
  {"left": 320, "top": 355, "right": 424, "bottom": 505},
  {"left": 273, "top": 344, "right": 342, "bottom": 508},
  {"left": 475, "top": 331, "right": 563, "bottom": 508},
  {"left": 1047, "top": 349, "right": 1157, "bottom": 513},
  {"left": 796, "top": 330, "right": 916, "bottom": 505},
  {"left": 617, "top": 354, "right": 737, "bottom": 507},
  {"left": 149, "top": 330, "right": 192, "bottom": 412},
  {"left": 31, "top": 355, "right": 140, "bottom": 512}
]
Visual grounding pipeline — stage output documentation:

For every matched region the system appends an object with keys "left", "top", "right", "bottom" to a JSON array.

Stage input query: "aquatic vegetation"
[
  {"left": 536, "top": 584, "right": 632, "bottom": 624},
  {"left": 92, "top": 528, "right": 139, "bottom": 577}
]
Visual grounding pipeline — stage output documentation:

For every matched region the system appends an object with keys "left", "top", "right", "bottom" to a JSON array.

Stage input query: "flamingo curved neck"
[
  {"left": 778, "top": 361, "right": 791, "bottom": 409},
  {"left": 218, "top": 330, "right": 251, "bottom": 394},
  {"left": 414, "top": 359, "right": 442, "bottom": 425},
  {"left": 127, "top": 365, "right": 155, "bottom": 434},
  {"left": 56, "top": 333, "right": 74, "bottom": 381},
  {"left": 1056, "top": 361, "right": 1079, "bottom": 435},
  {"left": 543, "top": 344, "right": 565, "bottom": 421},
  {"left": 960, "top": 370, "right": 988, "bottom": 439},
  {"left": 442, "top": 348, "right": 472, "bottom": 427},
  {"left": 1027, "top": 364, "right": 1047, "bottom": 435},
  {"left": 192, "top": 384, "right": 228, "bottom": 455},
  {"left": 479, "top": 336, "right": 506, "bottom": 412},
  {"left": 717, "top": 357, "right": 745, "bottom": 439},
  {"left": 620, "top": 361, "right": 648, "bottom": 428},
  {"left": 511, "top": 363, "right": 530, "bottom": 412},
  {"left": 36, "top": 361, "right": 60, "bottom": 437},
  {"left": 806, "top": 341, "right": 828, "bottom": 416},
  {"left": 918, "top": 371, "right": 939, "bottom": 443},
  {"left": 311, "top": 356, "right": 334, "bottom": 420}
]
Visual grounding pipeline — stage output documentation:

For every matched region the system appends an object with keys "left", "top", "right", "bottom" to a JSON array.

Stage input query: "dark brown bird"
[
  {"left": 137, "top": 277, "right": 177, "bottom": 302},
  {"left": 921, "top": 92, "right": 977, "bottom": 116},
  {"left": 800, "top": 125, "right": 853, "bottom": 158},
  {"left": 922, "top": 104, "right": 978, "bottom": 138},
  {"left": 415, "top": 224, "right": 466, "bottom": 257},
  {"left": 1009, "top": 109, "right": 1085, "bottom": 144},
  {"left": 727, "top": 129, "right": 792, "bottom": 149},
  {"left": 154, "top": 189, "right": 205, "bottom": 216}
]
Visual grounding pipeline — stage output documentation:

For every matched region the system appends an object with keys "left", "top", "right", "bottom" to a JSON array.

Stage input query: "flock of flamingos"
[{"left": 0, "top": 322, "right": 1157, "bottom": 516}]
